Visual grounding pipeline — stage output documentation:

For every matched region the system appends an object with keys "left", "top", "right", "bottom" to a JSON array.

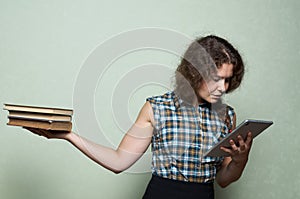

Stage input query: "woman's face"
[{"left": 197, "top": 63, "right": 233, "bottom": 104}]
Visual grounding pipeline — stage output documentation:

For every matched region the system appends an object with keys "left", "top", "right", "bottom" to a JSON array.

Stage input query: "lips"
[{"left": 211, "top": 94, "right": 222, "bottom": 99}]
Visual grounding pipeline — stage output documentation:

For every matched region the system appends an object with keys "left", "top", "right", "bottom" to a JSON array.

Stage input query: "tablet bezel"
[{"left": 203, "top": 119, "right": 273, "bottom": 157}]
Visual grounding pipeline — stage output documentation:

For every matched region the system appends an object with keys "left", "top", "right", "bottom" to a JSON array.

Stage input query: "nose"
[{"left": 218, "top": 79, "right": 226, "bottom": 93}]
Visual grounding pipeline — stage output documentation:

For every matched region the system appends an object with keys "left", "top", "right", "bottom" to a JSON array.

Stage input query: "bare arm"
[
  {"left": 25, "top": 102, "right": 154, "bottom": 174},
  {"left": 216, "top": 114, "right": 253, "bottom": 188}
]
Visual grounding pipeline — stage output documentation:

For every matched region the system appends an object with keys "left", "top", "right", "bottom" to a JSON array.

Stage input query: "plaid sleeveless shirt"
[{"left": 146, "top": 91, "right": 235, "bottom": 183}]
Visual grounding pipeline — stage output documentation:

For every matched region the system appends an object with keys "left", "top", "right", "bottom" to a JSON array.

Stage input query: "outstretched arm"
[{"left": 25, "top": 102, "right": 154, "bottom": 174}]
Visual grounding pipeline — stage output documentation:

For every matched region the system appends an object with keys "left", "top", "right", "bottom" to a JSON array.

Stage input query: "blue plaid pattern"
[{"left": 146, "top": 91, "right": 235, "bottom": 183}]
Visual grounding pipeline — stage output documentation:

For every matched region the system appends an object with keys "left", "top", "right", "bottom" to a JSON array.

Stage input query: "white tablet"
[{"left": 204, "top": 119, "right": 273, "bottom": 157}]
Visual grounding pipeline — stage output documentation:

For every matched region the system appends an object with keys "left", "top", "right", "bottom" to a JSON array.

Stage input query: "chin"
[
  {"left": 198, "top": 96, "right": 221, "bottom": 104},
  {"left": 210, "top": 100, "right": 218, "bottom": 104},
  {"left": 207, "top": 97, "right": 221, "bottom": 104}
]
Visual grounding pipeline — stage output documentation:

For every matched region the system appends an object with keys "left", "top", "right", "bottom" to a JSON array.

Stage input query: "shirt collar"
[{"left": 172, "top": 91, "right": 211, "bottom": 110}]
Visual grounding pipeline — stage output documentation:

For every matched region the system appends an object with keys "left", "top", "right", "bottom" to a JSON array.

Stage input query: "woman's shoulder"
[
  {"left": 223, "top": 104, "right": 235, "bottom": 124},
  {"left": 146, "top": 91, "right": 175, "bottom": 104},
  {"left": 226, "top": 104, "right": 234, "bottom": 112}
]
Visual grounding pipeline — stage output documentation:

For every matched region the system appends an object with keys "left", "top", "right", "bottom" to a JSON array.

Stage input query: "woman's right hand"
[{"left": 23, "top": 127, "right": 71, "bottom": 140}]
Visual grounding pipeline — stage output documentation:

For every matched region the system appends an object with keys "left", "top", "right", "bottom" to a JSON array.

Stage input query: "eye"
[{"left": 212, "top": 77, "right": 221, "bottom": 82}]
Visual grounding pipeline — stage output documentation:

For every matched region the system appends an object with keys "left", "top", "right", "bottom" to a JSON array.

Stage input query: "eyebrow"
[{"left": 214, "top": 74, "right": 232, "bottom": 79}]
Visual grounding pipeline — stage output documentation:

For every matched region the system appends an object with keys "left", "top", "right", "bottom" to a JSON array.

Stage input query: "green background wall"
[{"left": 0, "top": 0, "right": 299, "bottom": 198}]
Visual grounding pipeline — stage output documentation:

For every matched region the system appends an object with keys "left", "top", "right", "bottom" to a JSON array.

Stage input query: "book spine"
[{"left": 7, "top": 119, "right": 72, "bottom": 131}]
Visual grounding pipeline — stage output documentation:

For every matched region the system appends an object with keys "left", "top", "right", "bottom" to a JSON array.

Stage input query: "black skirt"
[{"left": 142, "top": 175, "right": 214, "bottom": 199}]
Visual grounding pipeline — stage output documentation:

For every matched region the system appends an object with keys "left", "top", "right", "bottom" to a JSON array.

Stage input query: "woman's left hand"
[
  {"left": 220, "top": 132, "right": 253, "bottom": 164},
  {"left": 217, "top": 132, "right": 253, "bottom": 187}
]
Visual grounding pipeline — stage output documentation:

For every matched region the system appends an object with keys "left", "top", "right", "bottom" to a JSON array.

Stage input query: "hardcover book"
[{"left": 4, "top": 103, "right": 73, "bottom": 132}]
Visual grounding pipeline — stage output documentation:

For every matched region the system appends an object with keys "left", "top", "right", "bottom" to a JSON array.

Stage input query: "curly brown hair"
[{"left": 174, "top": 35, "right": 245, "bottom": 105}]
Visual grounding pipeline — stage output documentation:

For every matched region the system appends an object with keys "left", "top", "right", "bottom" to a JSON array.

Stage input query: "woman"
[{"left": 26, "top": 35, "right": 252, "bottom": 199}]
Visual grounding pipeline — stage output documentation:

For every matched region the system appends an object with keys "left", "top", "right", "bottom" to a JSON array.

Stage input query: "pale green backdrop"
[{"left": 0, "top": 0, "right": 299, "bottom": 199}]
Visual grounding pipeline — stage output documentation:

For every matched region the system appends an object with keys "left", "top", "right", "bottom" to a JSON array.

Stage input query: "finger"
[
  {"left": 32, "top": 130, "right": 43, "bottom": 136},
  {"left": 24, "top": 127, "right": 40, "bottom": 134},
  {"left": 237, "top": 135, "right": 246, "bottom": 151},
  {"left": 245, "top": 132, "right": 253, "bottom": 147},
  {"left": 42, "top": 130, "right": 53, "bottom": 139},
  {"left": 239, "top": 144, "right": 246, "bottom": 151},
  {"left": 23, "top": 127, "right": 35, "bottom": 132},
  {"left": 220, "top": 145, "right": 238, "bottom": 156},
  {"left": 220, "top": 146, "right": 232, "bottom": 155},
  {"left": 229, "top": 139, "right": 239, "bottom": 153},
  {"left": 23, "top": 127, "right": 44, "bottom": 137}
]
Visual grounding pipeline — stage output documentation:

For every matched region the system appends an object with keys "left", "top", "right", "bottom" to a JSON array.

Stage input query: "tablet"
[{"left": 204, "top": 119, "right": 273, "bottom": 157}]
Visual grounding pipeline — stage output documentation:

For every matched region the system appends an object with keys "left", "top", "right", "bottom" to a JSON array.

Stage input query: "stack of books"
[{"left": 3, "top": 103, "right": 73, "bottom": 131}]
